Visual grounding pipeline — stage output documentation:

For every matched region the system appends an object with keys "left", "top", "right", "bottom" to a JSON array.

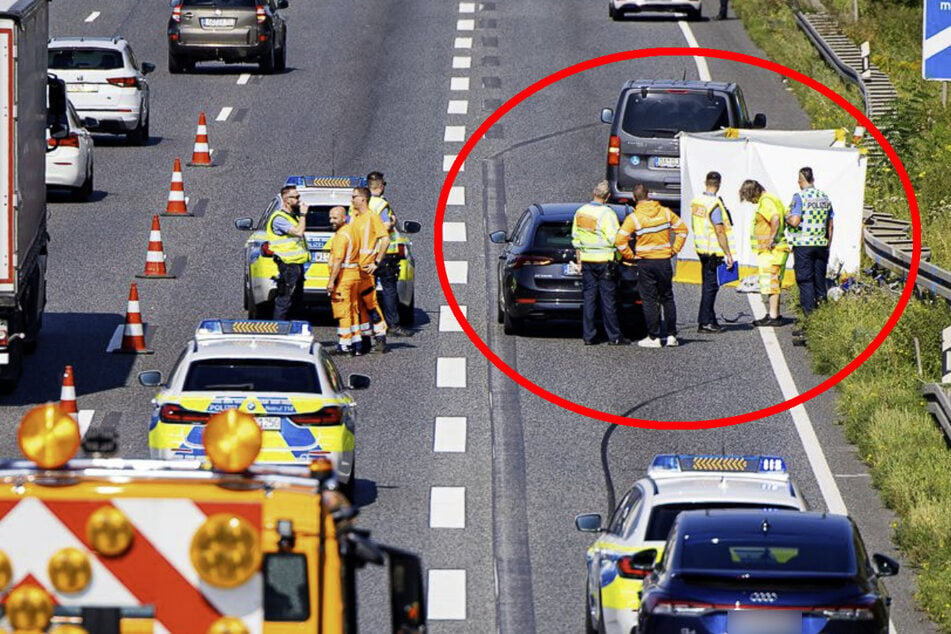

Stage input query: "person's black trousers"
[
  {"left": 638, "top": 258, "right": 677, "bottom": 338},
  {"left": 581, "top": 261, "right": 620, "bottom": 343},
  {"left": 698, "top": 253, "right": 723, "bottom": 327},
  {"left": 793, "top": 245, "right": 830, "bottom": 314}
]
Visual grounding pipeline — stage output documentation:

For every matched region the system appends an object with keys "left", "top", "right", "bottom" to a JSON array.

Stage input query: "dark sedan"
[
  {"left": 639, "top": 509, "right": 899, "bottom": 634},
  {"left": 490, "top": 203, "right": 645, "bottom": 337}
]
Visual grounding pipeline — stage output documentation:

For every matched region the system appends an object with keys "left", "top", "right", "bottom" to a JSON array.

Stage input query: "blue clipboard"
[{"left": 717, "top": 262, "right": 739, "bottom": 286}]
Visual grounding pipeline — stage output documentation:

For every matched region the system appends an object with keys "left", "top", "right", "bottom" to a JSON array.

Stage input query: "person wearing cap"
[{"left": 690, "top": 171, "right": 735, "bottom": 334}]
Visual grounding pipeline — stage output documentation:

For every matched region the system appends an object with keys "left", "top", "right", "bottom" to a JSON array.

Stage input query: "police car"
[
  {"left": 234, "top": 176, "right": 420, "bottom": 324},
  {"left": 574, "top": 454, "right": 809, "bottom": 634},
  {"left": 138, "top": 319, "right": 370, "bottom": 496}
]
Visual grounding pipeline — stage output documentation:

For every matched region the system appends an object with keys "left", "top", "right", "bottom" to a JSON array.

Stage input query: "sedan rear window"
[
  {"left": 621, "top": 91, "right": 730, "bottom": 138},
  {"left": 680, "top": 534, "right": 853, "bottom": 574},
  {"left": 531, "top": 222, "right": 573, "bottom": 249},
  {"left": 183, "top": 359, "right": 321, "bottom": 393},
  {"left": 49, "top": 48, "right": 124, "bottom": 71},
  {"left": 180, "top": 0, "right": 260, "bottom": 6}
]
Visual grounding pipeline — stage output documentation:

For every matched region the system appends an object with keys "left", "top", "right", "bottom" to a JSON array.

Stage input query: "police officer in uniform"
[
  {"left": 690, "top": 171, "right": 735, "bottom": 333},
  {"left": 266, "top": 185, "right": 309, "bottom": 320},
  {"left": 785, "top": 166, "right": 834, "bottom": 315},
  {"left": 367, "top": 172, "right": 411, "bottom": 336}
]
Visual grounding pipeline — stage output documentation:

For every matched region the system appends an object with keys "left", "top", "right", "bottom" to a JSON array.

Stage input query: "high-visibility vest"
[
  {"left": 266, "top": 209, "right": 309, "bottom": 264},
  {"left": 690, "top": 193, "right": 735, "bottom": 257},
  {"left": 750, "top": 192, "right": 788, "bottom": 252},
  {"left": 786, "top": 186, "right": 832, "bottom": 247},
  {"left": 571, "top": 202, "right": 619, "bottom": 262},
  {"left": 370, "top": 195, "right": 403, "bottom": 256}
]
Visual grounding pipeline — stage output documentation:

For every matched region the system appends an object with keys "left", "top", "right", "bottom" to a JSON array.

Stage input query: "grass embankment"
[{"left": 732, "top": 0, "right": 951, "bottom": 628}]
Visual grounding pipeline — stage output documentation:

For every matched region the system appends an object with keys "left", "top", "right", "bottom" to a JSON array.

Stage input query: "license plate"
[
  {"left": 67, "top": 84, "right": 98, "bottom": 93},
  {"left": 201, "top": 17, "right": 236, "bottom": 27},
  {"left": 255, "top": 416, "right": 282, "bottom": 431},
  {"left": 311, "top": 251, "right": 329, "bottom": 263},
  {"left": 727, "top": 610, "right": 801, "bottom": 634},
  {"left": 651, "top": 156, "right": 680, "bottom": 168},
  {"left": 563, "top": 261, "right": 581, "bottom": 276}
]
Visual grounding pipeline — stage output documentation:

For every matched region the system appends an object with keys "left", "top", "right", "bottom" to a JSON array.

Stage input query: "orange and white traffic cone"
[
  {"left": 187, "top": 111, "right": 214, "bottom": 167},
  {"left": 114, "top": 282, "right": 153, "bottom": 354},
  {"left": 59, "top": 365, "right": 78, "bottom": 421},
  {"left": 162, "top": 157, "right": 192, "bottom": 216},
  {"left": 136, "top": 215, "right": 176, "bottom": 279}
]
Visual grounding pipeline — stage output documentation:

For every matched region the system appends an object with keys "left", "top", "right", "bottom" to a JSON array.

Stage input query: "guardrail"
[{"left": 796, "top": 11, "right": 951, "bottom": 442}]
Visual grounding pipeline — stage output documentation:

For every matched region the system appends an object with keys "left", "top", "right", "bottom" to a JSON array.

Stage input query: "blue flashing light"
[
  {"left": 284, "top": 175, "right": 367, "bottom": 189},
  {"left": 195, "top": 319, "right": 312, "bottom": 339},
  {"left": 758, "top": 456, "right": 788, "bottom": 473},
  {"left": 649, "top": 454, "right": 682, "bottom": 473}
]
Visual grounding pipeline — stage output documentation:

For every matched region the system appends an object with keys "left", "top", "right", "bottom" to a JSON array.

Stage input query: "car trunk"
[{"left": 179, "top": 7, "right": 257, "bottom": 46}]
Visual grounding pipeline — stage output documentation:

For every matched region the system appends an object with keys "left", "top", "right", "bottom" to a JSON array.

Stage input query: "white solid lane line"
[
  {"left": 434, "top": 416, "right": 467, "bottom": 452},
  {"left": 436, "top": 357, "right": 467, "bottom": 388},
  {"left": 215, "top": 107, "right": 233, "bottom": 122},
  {"left": 443, "top": 222, "right": 467, "bottom": 242},
  {"left": 84, "top": 11, "right": 100, "bottom": 23},
  {"left": 428, "top": 570, "right": 467, "bottom": 620},
  {"left": 430, "top": 487, "right": 466, "bottom": 528},
  {"left": 439, "top": 305, "right": 468, "bottom": 331},
  {"left": 678, "top": 22, "right": 711, "bottom": 81},
  {"left": 236, "top": 74, "right": 251, "bottom": 85}
]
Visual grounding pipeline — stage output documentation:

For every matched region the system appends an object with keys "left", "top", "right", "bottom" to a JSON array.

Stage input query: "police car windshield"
[
  {"left": 184, "top": 359, "right": 321, "bottom": 393},
  {"left": 621, "top": 92, "right": 730, "bottom": 138},
  {"left": 646, "top": 502, "right": 799, "bottom": 541}
]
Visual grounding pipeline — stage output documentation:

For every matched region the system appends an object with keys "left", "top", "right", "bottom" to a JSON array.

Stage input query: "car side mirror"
[
  {"left": 234, "top": 217, "right": 255, "bottom": 230},
  {"left": 137, "top": 370, "right": 163, "bottom": 387},
  {"left": 141, "top": 62, "right": 156, "bottom": 75},
  {"left": 753, "top": 113, "right": 767, "bottom": 128},
  {"left": 600, "top": 107, "right": 615, "bottom": 124},
  {"left": 489, "top": 230, "right": 508, "bottom": 244},
  {"left": 348, "top": 373, "right": 371, "bottom": 390},
  {"left": 574, "top": 513, "right": 603, "bottom": 532},
  {"left": 277, "top": 0, "right": 289, "bottom": 7},
  {"left": 872, "top": 553, "right": 899, "bottom": 577},
  {"left": 401, "top": 220, "right": 422, "bottom": 234}
]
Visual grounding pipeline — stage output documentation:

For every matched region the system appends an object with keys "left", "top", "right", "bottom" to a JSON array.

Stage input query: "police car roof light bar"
[
  {"left": 195, "top": 319, "right": 313, "bottom": 341},
  {"left": 648, "top": 454, "right": 788, "bottom": 478},
  {"left": 284, "top": 175, "right": 367, "bottom": 189}
]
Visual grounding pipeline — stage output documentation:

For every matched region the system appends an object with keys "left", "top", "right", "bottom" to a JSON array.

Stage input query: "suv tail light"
[
  {"left": 511, "top": 255, "right": 552, "bottom": 268},
  {"left": 256, "top": 5, "right": 266, "bottom": 23},
  {"left": 290, "top": 407, "right": 343, "bottom": 426},
  {"left": 48, "top": 133, "right": 80, "bottom": 149},
  {"left": 814, "top": 605, "right": 875, "bottom": 621},
  {"left": 607, "top": 135, "right": 620, "bottom": 166},
  {"left": 651, "top": 600, "right": 714, "bottom": 616},
  {"left": 171, "top": 4, "right": 182, "bottom": 22},
  {"left": 616, "top": 555, "right": 651, "bottom": 579},
  {"left": 160, "top": 404, "right": 212, "bottom": 424},
  {"left": 107, "top": 77, "right": 139, "bottom": 88}
]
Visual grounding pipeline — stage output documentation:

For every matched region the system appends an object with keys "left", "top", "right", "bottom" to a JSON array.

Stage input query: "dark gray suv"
[
  {"left": 601, "top": 80, "right": 766, "bottom": 204},
  {"left": 167, "top": 0, "right": 288, "bottom": 74}
]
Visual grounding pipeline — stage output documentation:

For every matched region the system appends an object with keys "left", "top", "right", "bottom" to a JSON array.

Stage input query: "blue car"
[{"left": 638, "top": 509, "right": 898, "bottom": 634}]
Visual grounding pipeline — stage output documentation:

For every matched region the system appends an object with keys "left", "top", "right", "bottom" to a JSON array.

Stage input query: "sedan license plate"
[
  {"left": 563, "top": 261, "right": 581, "bottom": 277},
  {"left": 651, "top": 156, "right": 680, "bottom": 169},
  {"left": 727, "top": 610, "right": 801, "bottom": 634},
  {"left": 255, "top": 416, "right": 282, "bottom": 431},
  {"left": 201, "top": 17, "right": 236, "bottom": 28},
  {"left": 67, "top": 84, "right": 98, "bottom": 93},
  {"left": 311, "top": 251, "right": 329, "bottom": 263}
]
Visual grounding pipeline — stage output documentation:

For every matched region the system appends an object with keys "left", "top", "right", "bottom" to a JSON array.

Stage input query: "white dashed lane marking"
[
  {"left": 444, "top": 261, "right": 468, "bottom": 284},
  {"left": 459, "top": 1, "right": 476, "bottom": 12},
  {"left": 236, "top": 73, "right": 251, "bottom": 85},
  {"left": 448, "top": 100, "right": 469, "bottom": 114},
  {"left": 450, "top": 77, "right": 470, "bottom": 91},
  {"left": 442, "top": 222, "right": 467, "bottom": 242},
  {"left": 455, "top": 37, "right": 473, "bottom": 49},
  {"left": 439, "top": 305, "right": 468, "bottom": 331},
  {"left": 436, "top": 357, "right": 467, "bottom": 388},
  {"left": 428, "top": 570, "right": 467, "bottom": 620},
  {"left": 430, "top": 487, "right": 466, "bottom": 528},
  {"left": 444, "top": 126, "right": 466, "bottom": 142},
  {"left": 443, "top": 154, "right": 465, "bottom": 172},
  {"left": 215, "top": 107, "right": 233, "bottom": 122},
  {"left": 452, "top": 56, "right": 472, "bottom": 69},
  {"left": 434, "top": 416, "right": 467, "bottom": 452},
  {"left": 77, "top": 410, "right": 95, "bottom": 438},
  {"left": 84, "top": 11, "right": 100, "bottom": 22},
  {"left": 457, "top": 18, "right": 475, "bottom": 30},
  {"left": 448, "top": 186, "right": 466, "bottom": 205}
]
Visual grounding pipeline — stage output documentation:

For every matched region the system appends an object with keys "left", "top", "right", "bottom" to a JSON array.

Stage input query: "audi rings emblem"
[{"left": 749, "top": 592, "right": 778, "bottom": 603}]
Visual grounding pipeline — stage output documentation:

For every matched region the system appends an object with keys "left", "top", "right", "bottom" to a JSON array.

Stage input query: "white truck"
[{"left": 0, "top": 0, "right": 66, "bottom": 389}]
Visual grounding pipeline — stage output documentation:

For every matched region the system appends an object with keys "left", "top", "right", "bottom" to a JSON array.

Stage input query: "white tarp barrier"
[{"left": 677, "top": 128, "right": 867, "bottom": 282}]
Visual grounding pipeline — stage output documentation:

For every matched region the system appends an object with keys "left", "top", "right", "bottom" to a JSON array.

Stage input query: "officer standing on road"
[
  {"left": 266, "top": 185, "right": 309, "bottom": 321},
  {"left": 617, "top": 184, "right": 688, "bottom": 348},
  {"left": 350, "top": 186, "right": 390, "bottom": 352},
  {"left": 785, "top": 166, "right": 834, "bottom": 316},
  {"left": 739, "top": 179, "right": 790, "bottom": 327},
  {"left": 690, "top": 171, "right": 735, "bottom": 334},
  {"left": 367, "top": 172, "right": 411, "bottom": 337},
  {"left": 326, "top": 206, "right": 362, "bottom": 355},
  {"left": 571, "top": 180, "right": 627, "bottom": 346}
]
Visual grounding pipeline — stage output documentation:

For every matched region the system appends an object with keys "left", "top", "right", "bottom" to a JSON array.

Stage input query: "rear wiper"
[{"left": 202, "top": 383, "right": 254, "bottom": 390}]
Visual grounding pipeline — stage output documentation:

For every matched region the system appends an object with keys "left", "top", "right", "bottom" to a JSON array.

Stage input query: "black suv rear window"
[
  {"left": 183, "top": 359, "right": 321, "bottom": 393},
  {"left": 49, "top": 49, "right": 123, "bottom": 70},
  {"left": 621, "top": 91, "right": 730, "bottom": 138},
  {"left": 532, "top": 222, "right": 573, "bottom": 249},
  {"left": 681, "top": 534, "right": 853, "bottom": 574}
]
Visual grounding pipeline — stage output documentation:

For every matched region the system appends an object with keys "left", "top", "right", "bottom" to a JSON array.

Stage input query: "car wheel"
[
  {"left": 72, "top": 161, "right": 93, "bottom": 202},
  {"left": 168, "top": 52, "right": 187, "bottom": 74},
  {"left": 398, "top": 295, "right": 415, "bottom": 327},
  {"left": 687, "top": 6, "right": 702, "bottom": 19},
  {"left": 502, "top": 305, "right": 523, "bottom": 336},
  {"left": 609, "top": 3, "right": 619, "bottom": 19},
  {"left": 275, "top": 37, "right": 287, "bottom": 72},
  {"left": 127, "top": 113, "right": 149, "bottom": 146},
  {"left": 259, "top": 45, "right": 276, "bottom": 74}
]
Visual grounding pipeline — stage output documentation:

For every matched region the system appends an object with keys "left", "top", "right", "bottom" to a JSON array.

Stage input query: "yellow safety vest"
[
  {"left": 370, "top": 195, "right": 403, "bottom": 256},
  {"left": 266, "top": 209, "right": 309, "bottom": 264},
  {"left": 571, "top": 202, "right": 619, "bottom": 262},
  {"left": 690, "top": 193, "right": 735, "bottom": 257},
  {"left": 750, "top": 192, "right": 788, "bottom": 252}
]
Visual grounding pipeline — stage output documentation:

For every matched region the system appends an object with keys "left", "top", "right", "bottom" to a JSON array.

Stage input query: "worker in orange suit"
[
  {"left": 326, "top": 206, "right": 363, "bottom": 355},
  {"left": 349, "top": 186, "right": 390, "bottom": 353}
]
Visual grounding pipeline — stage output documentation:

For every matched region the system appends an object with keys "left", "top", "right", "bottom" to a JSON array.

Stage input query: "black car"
[
  {"left": 490, "top": 203, "right": 644, "bottom": 337},
  {"left": 638, "top": 509, "right": 899, "bottom": 634},
  {"left": 601, "top": 80, "right": 766, "bottom": 204}
]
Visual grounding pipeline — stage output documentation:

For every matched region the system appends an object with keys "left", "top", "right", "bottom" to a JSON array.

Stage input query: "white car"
[
  {"left": 47, "top": 37, "right": 154, "bottom": 145},
  {"left": 609, "top": 0, "right": 702, "bottom": 20},
  {"left": 46, "top": 100, "right": 95, "bottom": 201}
]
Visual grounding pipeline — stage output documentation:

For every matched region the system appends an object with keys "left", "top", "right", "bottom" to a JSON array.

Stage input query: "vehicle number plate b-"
[
  {"left": 651, "top": 156, "right": 680, "bottom": 169},
  {"left": 201, "top": 17, "right": 235, "bottom": 27},
  {"left": 255, "top": 416, "right": 282, "bottom": 431},
  {"left": 563, "top": 261, "right": 581, "bottom": 276},
  {"left": 312, "top": 252, "right": 329, "bottom": 263}
]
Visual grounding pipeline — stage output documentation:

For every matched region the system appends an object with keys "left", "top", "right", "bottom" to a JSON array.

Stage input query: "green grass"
[{"left": 731, "top": 0, "right": 951, "bottom": 629}]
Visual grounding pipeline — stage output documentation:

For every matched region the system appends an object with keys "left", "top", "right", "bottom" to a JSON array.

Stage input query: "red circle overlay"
[{"left": 434, "top": 47, "right": 920, "bottom": 429}]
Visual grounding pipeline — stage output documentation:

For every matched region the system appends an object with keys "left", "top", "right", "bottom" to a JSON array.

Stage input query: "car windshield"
[
  {"left": 183, "top": 359, "right": 321, "bottom": 393},
  {"left": 621, "top": 91, "right": 730, "bottom": 138},
  {"left": 680, "top": 533, "right": 853, "bottom": 574},
  {"left": 304, "top": 205, "right": 337, "bottom": 232},
  {"left": 49, "top": 48, "right": 123, "bottom": 71},
  {"left": 531, "top": 222, "right": 573, "bottom": 249},
  {"left": 646, "top": 503, "right": 798, "bottom": 541}
]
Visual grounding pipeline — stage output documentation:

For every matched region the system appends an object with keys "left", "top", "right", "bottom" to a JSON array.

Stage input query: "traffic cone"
[
  {"left": 59, "top": 365, "right": 78, "bottom": 421},
  {"left": 114, "top": 282, "right": 153, "bottom": 354},
  {"left": 187, "top": 112, "right": 214, "bottom": 167},
  {"left": 136, "top": 215, "right": 176, "bottom": 279},
  {"left": 162, "top": 158, "right": 192, "bottom": 216}
]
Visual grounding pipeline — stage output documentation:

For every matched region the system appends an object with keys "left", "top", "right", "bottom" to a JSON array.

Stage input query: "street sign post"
[{"left": 923, "top": 0, "right": 951, "bottom": 80}]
